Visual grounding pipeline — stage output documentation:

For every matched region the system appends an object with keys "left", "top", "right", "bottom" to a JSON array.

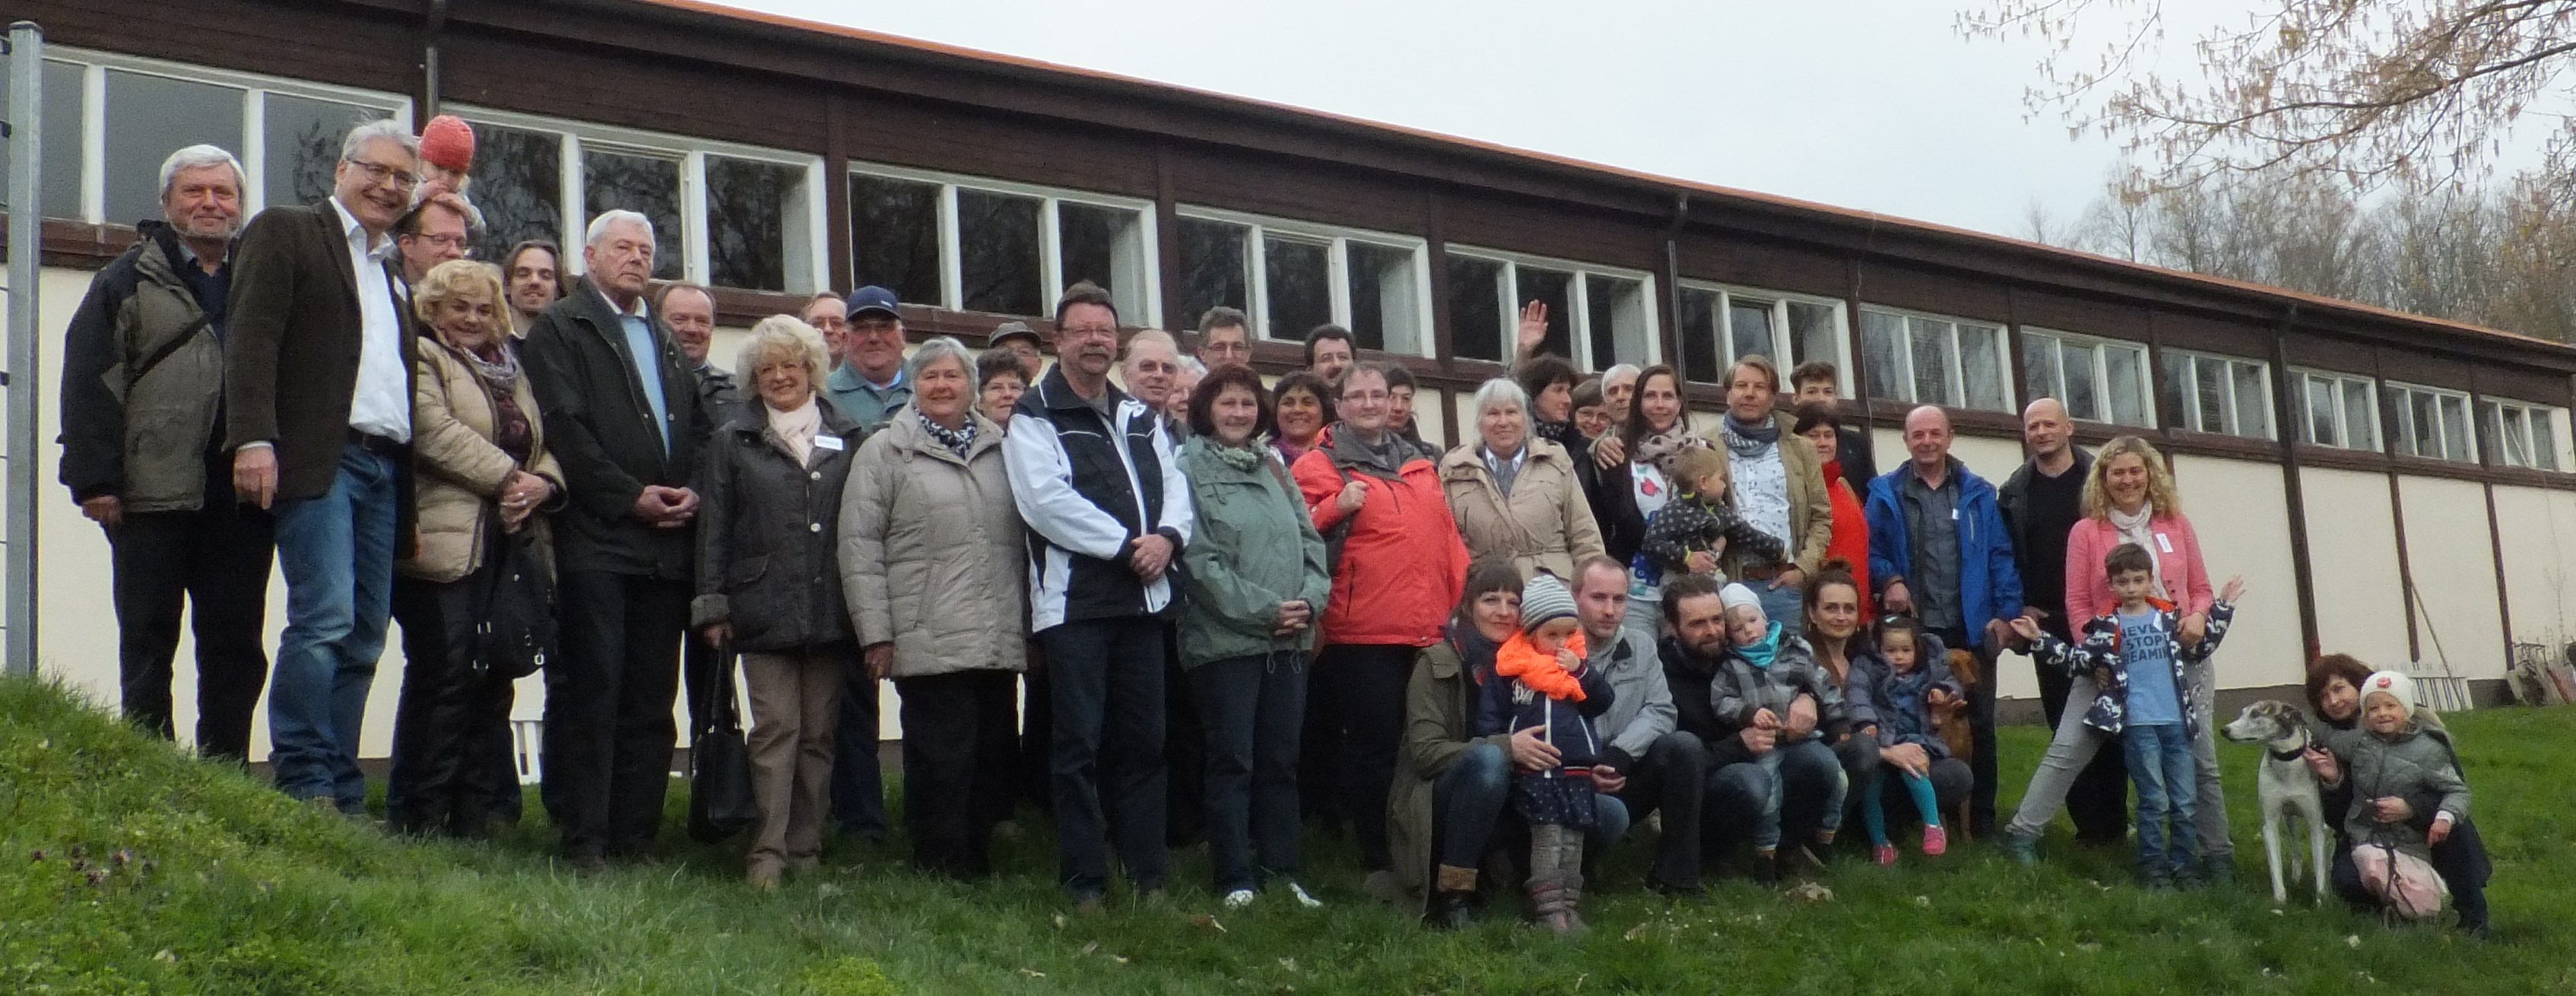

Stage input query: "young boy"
[
  {"left": 1642, "top": 448, "right": 1785, "bottom": 588},
  {"left": 1708, "top": 582, "right": 1849, "bottom": 880},
  {"left": 2013, "top": 544, "right": 2243, "bottom": 887}
]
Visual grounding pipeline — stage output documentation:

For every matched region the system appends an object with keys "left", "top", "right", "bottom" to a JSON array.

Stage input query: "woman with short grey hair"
[
  {"left": 1438, "top": 378, "right": 1605, "bottom": 582},
  {"left": 693, "top": 314, "right": 868, "bottom": 889}
]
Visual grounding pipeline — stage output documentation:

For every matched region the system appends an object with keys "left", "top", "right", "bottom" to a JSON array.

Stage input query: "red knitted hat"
[{"left": 419, "top": 115, "right": 475, "bottom": 175}]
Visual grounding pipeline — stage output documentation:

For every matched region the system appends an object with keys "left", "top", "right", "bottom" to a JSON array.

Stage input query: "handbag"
[
  {"left": 473, "top": 522, "right": 557, "bottom": 680},
  {"left": 687, "top": 644, "right": 760, "bottom": 843}
]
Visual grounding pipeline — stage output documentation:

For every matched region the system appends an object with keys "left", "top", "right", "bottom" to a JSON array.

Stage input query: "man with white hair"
[
  {"left": 523, "top": 208, "right": 712, "bottom": 870},
  {"left": 224, "top": 119, "right": 422, "bottom": 810},
  {"left": 61, "top": 144, "right": 274, "bottom": 763},
  {"left": 1121, "top": 329, "right": 1184, "bottom": 436}
]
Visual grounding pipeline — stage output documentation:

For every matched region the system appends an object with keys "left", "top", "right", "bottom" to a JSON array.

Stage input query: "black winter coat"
[
  {"left": 522, "top": 286, "right": 708, "bottom": 579},
  {"left": 690, "top": 400, "right": 867, "bottom": 652}
]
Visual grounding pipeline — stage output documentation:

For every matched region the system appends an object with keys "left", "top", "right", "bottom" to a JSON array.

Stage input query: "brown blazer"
[{"left": 224, "top": 199, "right": 418, "bottom": 500}]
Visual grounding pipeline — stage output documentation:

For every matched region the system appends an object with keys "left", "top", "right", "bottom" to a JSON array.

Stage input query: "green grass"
[{"left": 4, "top": 675, "right": 2572, "bottom": 995}]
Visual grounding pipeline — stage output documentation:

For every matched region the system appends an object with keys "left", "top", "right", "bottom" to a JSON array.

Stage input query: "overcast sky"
[{"left": 725, "top": 0, "right": 2232, "bottom": 240}]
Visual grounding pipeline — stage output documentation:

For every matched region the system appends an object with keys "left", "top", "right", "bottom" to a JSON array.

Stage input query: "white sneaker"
[
  {"left": 1283, "top": 881, "right": 1323, "bottom": 909},
  {"left": 1222, "top": 889, "right": 1257, "bottom": 909}
]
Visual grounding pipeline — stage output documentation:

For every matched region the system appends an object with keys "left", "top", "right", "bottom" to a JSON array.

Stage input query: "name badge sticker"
[
  {"left": 1951, "top": 508, "right": 1959, "bottom": 521},
  {"left": 2155, "top": 532, "right": 2174, "bottom": 554},
  {"left": 815, "top": 435, "right": 846, "bottom": 452}
]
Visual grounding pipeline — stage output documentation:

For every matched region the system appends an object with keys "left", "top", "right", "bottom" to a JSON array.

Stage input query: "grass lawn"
[{"left": 4, "top": 675, "right": 2571, "bottom": 995}]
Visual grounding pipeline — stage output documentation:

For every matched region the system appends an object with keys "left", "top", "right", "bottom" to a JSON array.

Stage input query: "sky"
[{"left": 725, "top": 0, "right": 2210, "bottom": 241}]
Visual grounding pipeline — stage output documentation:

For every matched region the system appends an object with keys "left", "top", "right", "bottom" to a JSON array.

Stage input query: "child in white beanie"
[
  {"left": 2327, "top": 670, "right": 2469, "bottom": 921},
  {"left": 1474, "top": 572, "right": 1614, "bottom": 935},
  {"left": 1710, "top": 582, "right": 1851, "bottom": 876}
]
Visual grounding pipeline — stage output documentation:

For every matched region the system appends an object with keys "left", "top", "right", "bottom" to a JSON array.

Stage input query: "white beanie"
[
  {"left": 1718, "top": 582, "right": 1762, "bottom": 614},
  {"left": 2361, "top": 671, "right": 2417, "bottom": 712}
]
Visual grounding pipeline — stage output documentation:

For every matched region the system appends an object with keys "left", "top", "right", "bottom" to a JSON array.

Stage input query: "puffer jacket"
[
  {"left": 398, "top": 340, "right": 563, "bottom": 584},
  {"left": 691, "top": 398, "right": 865, "bottom": 652},
  {"left": 838, "top": 410, "right": 1025, "bottom": 677},
  {"left": 1177, "top": 436, "right": 1331, "bottom": 668},
  {"left": 2028, "top": 598, "right": 2236, "bottom": 737},
  {"left": 1439, "top": 437, "right": 1606, "bottom": 582},
  {"left": 1708, "top": 624, "right": 1851, "bottom": 741},
  {"left": 1844, "top": 637, "right": 1962, "bottom": 759},
  {"left": 1294, "top": 423, "right": 1469, "bottom": 648},
  {"left": 2335, "top": 722, "right": 2471, "bottom": 861}
]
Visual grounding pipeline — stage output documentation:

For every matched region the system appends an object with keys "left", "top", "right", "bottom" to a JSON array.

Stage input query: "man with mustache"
[
  {"left": 224, "top": 120, "right": 424, "bottom": 812},
  {"left": 61, "top": 144, "right": 274, "bottom": 763}
]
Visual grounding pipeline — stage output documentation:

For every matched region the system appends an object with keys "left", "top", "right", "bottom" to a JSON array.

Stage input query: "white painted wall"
[
  {"left": 2170, "top": 455, "right": 2305, "bottom": 690},
  {"left": 2492, "top": 484, "right": 2576, "bottom": 653},
  {"left": 2301, "top": 467, "right": 2413, "bottom": 668},
  {"left": 2397, "top": 475, "right": 2508, "bottom": 680}
]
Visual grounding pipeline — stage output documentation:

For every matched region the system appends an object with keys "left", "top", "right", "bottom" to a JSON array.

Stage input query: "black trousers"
[
  {"left": 896, "top": 669, "right": 1021, "bottom": 877},
  {"left": 1039, "top": 616, "right": 1169, "bottom": 897},
  {"left": 1305, "top": 642, "right": 1417, "bottom": 871},
  {"left": 1930, "top": 625, "right": 2000, "bottom": 836},
  {"left": 2035, "top": 658, "right": 2130, "bottom": 840},
  {"left": 1163, "top": 623, "right": 1206, "bottom": 845},
  {"left": 544, "top": 571, "right": 688, "bottom": 858},
  {"left": 830, "top": 657, "right": 888, "bottom": 839},
  {"left": 387, "top": 574, "right": 516, "bottom": 837},
  {"left": 108, "top": 496, "right": 274, "bottom": 762},
  {"left": 1019, "top": 642, "right": 1053, "bottom": 811},
  {"left": 1191, "top": 651, "right": 1309, "bottom": 892},
  {"left": 1613, "top": 730, "right": 1708, "bottom": 890}
]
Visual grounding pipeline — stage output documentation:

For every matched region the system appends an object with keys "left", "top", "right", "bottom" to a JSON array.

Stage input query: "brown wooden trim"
[
  {"left": 2, "top": 218, "right": 142, "bottom": 270},
  {"left": 2269, "top": 314, "right": 2324, "bottom": 659},
  {"left": 2375, "top": 347, "right": 2423, "bottom": 661},
  {"left": 1152, "top": 143, "right": 1183, "bottom": 337},
  {"left": 2482, "top": 479, "right": 2516, "bottom": 658},
  {"left": 823, "top": 91, "right": 852, "bottom": 294}
]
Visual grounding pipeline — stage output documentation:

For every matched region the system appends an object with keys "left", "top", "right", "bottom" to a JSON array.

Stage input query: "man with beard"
[
  {"left": 501, "top": 240, "right": 564, "bottom": 338},
  {"left": 1655, "top": 574, "right": 1783, "bottom": 881}
]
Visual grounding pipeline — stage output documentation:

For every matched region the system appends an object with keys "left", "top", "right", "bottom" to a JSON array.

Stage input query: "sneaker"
[
  {"left": 1873, "top": 843, "right": 1899, "bottom": 866},
  {"left": 1222, "top": 889, "right": 1257, "bottom": 910},
  {"left": 2140, "top": 870, "right": 2175, "bottom": 890},
  {"left": 1999, "top": 830, "right": 2038, "bottom": 866},
  {"left": 1280, "top": 880, "right": 1324, "bottom": 909},
  {"left": 1922, "top": 825, "right": 1948, "bottom": 857}
]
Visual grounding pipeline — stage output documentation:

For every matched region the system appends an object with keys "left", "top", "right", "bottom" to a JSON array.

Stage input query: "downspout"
[
  {"left": 420, "top": 0, "right": 449, "bottom": 119},
  {"left": 1662, "top": 193, "right": 1689, "bottom": 375},
  {"left": 2267, "top": 303, "right": 2323, "bottom": 659}
]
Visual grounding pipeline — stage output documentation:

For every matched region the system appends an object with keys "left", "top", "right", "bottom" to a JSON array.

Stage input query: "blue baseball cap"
[{"left": 847, "top": 285, "right": 900, "bottom": 319}]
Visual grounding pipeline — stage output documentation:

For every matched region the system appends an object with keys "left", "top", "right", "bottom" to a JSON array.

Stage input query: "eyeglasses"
[
  {"left": 1059, "top": 324, "right": 1118, "bottom": 338},
  {"left": 411, "top": 232, "right": 468, "bottom": 250},
  {"left": 344, "top": 158, "right": 420, "bottom": 190}
]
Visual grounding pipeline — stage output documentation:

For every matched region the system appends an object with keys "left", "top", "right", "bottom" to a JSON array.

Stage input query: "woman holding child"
[{"left": 2303, "top": 655, "right": 2493, "bottom": 936}]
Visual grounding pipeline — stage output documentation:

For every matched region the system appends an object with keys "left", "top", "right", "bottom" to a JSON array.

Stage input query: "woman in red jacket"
[
  {"left": 1792, "top": 403, "right": 1873, "bottom": 617},
  {"left": 1293, "top": 362, "right": 1470, "bottom": 900}
]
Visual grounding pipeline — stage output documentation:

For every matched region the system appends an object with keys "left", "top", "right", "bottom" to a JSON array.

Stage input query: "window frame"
[
  {"left": 1444, "top": 245, "right": 1661, "bottom": 370},
  {"left": 2287, "top": 368, "right": 2382, "bottom": 452},
  {"left": 2381, "top": 380, "right": 2479, "bottom": 464},
  {"left": 2020, "top": 328, "right": 2156, "bottom": 429},
  {"left": 1676, "top": 281, "right": 1852, "bottom": 393},
  {"left": 2478, "top": 396, "right": 2570, "bottom": 471},
  {"left": 850, "top": 160, "right": 1162, "bottom": 326},
  {"left": 1172, "top": 205, "right": 1432, "bottom": 357},
  {"left": 33, "top": 46, "right": 414, "bottom": 224},
  {"left": 2158, "top": 347, "right": 2276, "bottom": 439},
  {"left": 458, "top": 105, "right": 828, "bottom": 295},
  {"left": 1855, "top": 304, "right": 2015, "bottom": 413}
]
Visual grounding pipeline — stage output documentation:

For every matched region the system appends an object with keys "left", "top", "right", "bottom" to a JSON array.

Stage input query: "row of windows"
[{"left": 20, "top": 49, "right": 2574, "bottom": 471}]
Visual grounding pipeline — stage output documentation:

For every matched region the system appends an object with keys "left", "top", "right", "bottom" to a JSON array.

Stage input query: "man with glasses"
[
  {"left": 394, "top": 192, "right": 477, "bottom": 286},
  {"left": 801, "top": 291, "right": 849, "bottom": 370},
  {"left": 1194, "top": 307, "right": 1252, "bottom": 370},
  {"left": 823, "top": 287, "right": 911, "bottom": 430},
  {"left": 224, "top": 119, "right": 423, "bottom": 814}
]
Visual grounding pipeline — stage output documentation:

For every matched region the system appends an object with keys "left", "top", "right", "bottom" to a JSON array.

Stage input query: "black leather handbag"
[
  {"left": 687, "top": 645, "right": 759, "bottom": 843},
  {"left": 474, "top": 524, "right": 557, "bottom": 680}
]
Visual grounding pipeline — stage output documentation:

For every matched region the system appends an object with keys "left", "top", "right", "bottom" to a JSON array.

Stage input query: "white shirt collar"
[
  {"left": 592, "top": 282, "right": 649, "bottom": 320},
  {"left": 328, "top": 196, "right": 395, "bottom": 260}
]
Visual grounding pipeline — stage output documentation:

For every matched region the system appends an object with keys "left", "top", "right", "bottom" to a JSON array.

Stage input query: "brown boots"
[
  {"left": 1429, "top": 863, "right": 1479, "bottom": 930},
  {"left": 1526, "top": 823, "right": 1588, "bottom": 936}
]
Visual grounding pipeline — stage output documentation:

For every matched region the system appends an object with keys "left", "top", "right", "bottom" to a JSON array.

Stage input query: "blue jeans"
[
  {"left": 1754, "top": 737, "right": 1848, "bottom": 849},
  {"left": 1753, "top": 580, "right": 1804, "bottom": 633},
  {"left": 1432, "top": 744, "right": 1629, "bottom": 871},
  {"left": 1700, "top": 760, "right": 1773, "bottom": 852},
  {"left": 2122, "top": 722, "right": 2197, "bottom": 876},
  {"left": 1191, "top": 651, "right": 1309, "bottom": 893},
  {"left": 267, "top": 443, "right": 400, "bottom": 812}
]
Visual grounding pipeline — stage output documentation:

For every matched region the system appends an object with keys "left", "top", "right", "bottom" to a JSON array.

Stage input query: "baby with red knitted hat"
[{"left": 415, "top": 115, "right": 475, "bottom": 198}]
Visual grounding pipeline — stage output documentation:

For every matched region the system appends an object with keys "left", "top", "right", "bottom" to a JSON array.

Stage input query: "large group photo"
[{"left": 8, "top": 1, "right": 2576, "bottom": 993}]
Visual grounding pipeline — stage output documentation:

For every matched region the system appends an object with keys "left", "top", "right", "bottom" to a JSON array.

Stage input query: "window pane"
[
  {"left": 1347, "top": 242, "right": 1421, "bottom": 355},
  {"left": 706, "top": 156, "right": 806, "bottom": 292},
  {"left": 1587, "top": 274, "right": 1650, "bottom": 370},
  {"left": 470, "top": 123, "right": 564, "bottom": 261},
  {"left": 1910, "top": 319, "right": 1956, "bottom": 406},
  {"left": 1727, "top": 297, "right": 1775, "bottom": 367},
  {"left": 957, "top": 188, "right": 1042, "bottom": 316},
  {"left": 2158, "top": 351, "right": 2191, "bottom": 430},
  {"left": 1177, "top": 217, "right": 1252, "bottom": 336},
  {"left": 1059, "top": 201, "right": 1147, "bottom": 323},
  {"left": 583, "top": 148, "right": 684, "bottom": 280},
  {"left": 2439, "top": 395, "right": 2471, "bottom": 462},
  {"left": 2187, "top": 357, "right": 2225, "bottom": 434},
  {"left": 2533, "top": 413, "right": 2560, "bottom": 471},
  {"left": 2406, "top": 389, "right": 2438, "bottom": 457},
  {"left": 2483, "top": 403, "right": 2516, "bottom": 467},
  {"left": 1788, "top": 301, "right": 1840, "bottom": 373},
  {"left": 264, "top": 94, "right": 385, "bottom": 216},
  {"left": 1678, "top": 288, "right": 1721, "bottom": 384},
  {"left": 2105, "top": 344, "right": 2147, "bottom": 427},
  {"left": 0, "top": 59, "right": 90, "bottom": 218},
  {"left": 849, "top": 173, "right": 943, "bottom": 306},
  {"left": 2022, "top": 335, "right": 2062, "bottom": 410},
  {"left": 1515, "top": 267, "right": 1575, "bottom": 363},
  {"left": 2232, "top": 360, "right": 2272, "bottom": 439},
  {"left": 1446, "top": 255, "right": 1506, "bottom": 362},
  {"left": 1960, "top": 324, "right": 2007, "bottom": 411},
  {"left": 2061, "top": 342, "right": 2102, "bottom": 421},
  {"left": 1860, "top": 310, "right": 1906, "bottom": 401},
  {"left": 1263, "top": 236, "right": 1331, "bottom": 344},
  {"left": 2305, "top": 377, "right": 2339, "bottom": 447},
  {"left": 2343, "top": 380, "right": 2377, "bottom": 451},
  {"left": 103, "top": 71, "right": 244, "bottom": 227}
]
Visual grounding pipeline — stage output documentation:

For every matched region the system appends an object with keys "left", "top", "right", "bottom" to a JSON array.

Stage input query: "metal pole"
[{"left": 5, "top": 21, "right": 43, "bottom": 677}]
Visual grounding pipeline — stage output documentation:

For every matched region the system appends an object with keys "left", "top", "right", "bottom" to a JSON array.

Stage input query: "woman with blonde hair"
[
  {"left": 693, "top": 315, "right": 870, "bottom": 888},
  {"left": 388, "top": 259, "right": 563, "bottom": 838}
]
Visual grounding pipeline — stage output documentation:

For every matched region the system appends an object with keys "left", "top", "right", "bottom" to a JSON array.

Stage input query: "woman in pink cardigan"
[{"left": 2001, "top": 436, "right": 2228, "bottom": 873}]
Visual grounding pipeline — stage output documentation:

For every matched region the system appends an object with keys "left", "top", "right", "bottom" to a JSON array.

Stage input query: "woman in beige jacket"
[
  {"left": 1439, "top": 378, "right": 1606, "bottom": 583},
  {"left": 388, "top": 259, "right": 563, "bottom": 839},
  {"left": 837, "top": 337, "right": 1026, "bottom": 879}
]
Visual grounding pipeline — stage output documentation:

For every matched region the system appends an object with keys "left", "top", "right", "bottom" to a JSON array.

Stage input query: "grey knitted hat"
[{"left": 1521, "top": 573, "right": 1577, "bottom": 631}]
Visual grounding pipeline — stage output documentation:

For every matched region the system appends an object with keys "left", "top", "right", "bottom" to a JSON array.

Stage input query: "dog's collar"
[{"left": 2267, "top": 744, "right": 2308, "bottom": 761}]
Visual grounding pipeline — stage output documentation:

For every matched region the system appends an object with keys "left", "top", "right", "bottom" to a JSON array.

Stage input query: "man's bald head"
[
  {"left": 2022, "top": 397, "right": 2072, "bottom": 461},
  {"left": 1904, "top": 404, "right": 1953, "bottom": 472}
]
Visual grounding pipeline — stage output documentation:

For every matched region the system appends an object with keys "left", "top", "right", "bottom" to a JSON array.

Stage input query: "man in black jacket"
[
  {"left": 1996, "top": 397, "right": 2127, "bottom": 845},
  {"left": 1656, "top": 574, "right": 1781, "bottom": 880},
  {"left": 1790, "top": 360, "right": 1877, "bottom": 495},
  {"left": 523, "top": 210, "right": 709, "bottom": 868},
  {"left": 60, "top": 144, "right": 274, "bottom": 763}
]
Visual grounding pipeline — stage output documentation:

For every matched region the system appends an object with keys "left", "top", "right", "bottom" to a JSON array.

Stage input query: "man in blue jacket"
[{"left": 1865, "top": 405, "right": 2024, "bottom": 837}]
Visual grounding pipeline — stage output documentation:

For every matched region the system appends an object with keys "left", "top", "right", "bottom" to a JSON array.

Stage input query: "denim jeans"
[
  {"left": 1432, "top": 743, "right": 1629, "bottom": 871},
  {"left": 1191, "top": 651, "right": 1308, "bottom": 893},
  {"left": 2121, "top": 722, "right": 2197, "bottom": 876},
  {"left": 268, "top": 443, "right": 400, "bottom": 812},
  {"left": 2006, "top": 672, "right": 2117, "bottom": 840},
  {"left": 1039, "top": 617, "right": 1169, "bottom": 899},
  {"left": 1699, "top": 760, "right": 1772, "bottom": 852},
  {"left": 1754, "top": 737, "right": 1848, "bottom": 849},
  {"left": 1753, "top": 580, "right": 1804, "bottom": 633},
  {"left": 830, "top": 658, "right": 888, "bottom": 839}
]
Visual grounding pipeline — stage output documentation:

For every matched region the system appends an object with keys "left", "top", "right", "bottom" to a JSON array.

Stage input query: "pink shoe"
[
  {"left": 1874, "top": 843, "right": 1898, "bottom": 866},
  {"left": 1922, "top": 825, "right": 1948, "bottom": 856}
]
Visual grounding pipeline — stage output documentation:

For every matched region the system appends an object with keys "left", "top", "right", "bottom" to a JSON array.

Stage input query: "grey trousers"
[{"left": 2008, "top": 665, "right": 2230, "bottom": 857}]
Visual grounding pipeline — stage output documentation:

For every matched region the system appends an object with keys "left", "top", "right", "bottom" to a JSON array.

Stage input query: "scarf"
[
  {"left": 1496, "top": 629, "right": 1591, "bottom": 702},
  {"left": 1735, "top": 620, "right": 1784, "bottom": 669},
  {"left": 1534, "top": 417, "right": 1580, "bottom": 448},
  {"left": 1449, "top": 621, "right": 1505, "bottom": 687},
  {"left": 766, "top": 395, "right": 822, "bottom": 466},
  {"left": 1330, "top": 423, "right": 1407, "bottom": 477},
  {"left": 2108, "top": 503, "right": 2167, "bottom": 598},
  {"left": 460, "top": 340, "right": 522, "bottom": 395},
  {"left": 1629, "top": 422, "right": 1708, "bottom": 475},
  {"left": 917, "top": 408, "right": 977, "bottom": 460},
  {"left": 1720, "top": 414, "right": 1779, "bottom": 459}
]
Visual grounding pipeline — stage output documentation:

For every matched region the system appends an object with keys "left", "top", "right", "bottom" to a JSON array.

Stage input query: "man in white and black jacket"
[{"left": 1004, "top": 281, "right": 1195, "bottom": 910}]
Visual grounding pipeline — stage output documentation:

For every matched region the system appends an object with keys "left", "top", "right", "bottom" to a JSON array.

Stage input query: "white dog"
[{"left": 2220, "top": 700, "right": 2332, "bottom": 905}]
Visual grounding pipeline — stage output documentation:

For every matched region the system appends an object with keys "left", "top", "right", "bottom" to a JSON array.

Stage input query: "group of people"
[{"left": 62, "top": 119, "right": 2491, "bottom": 935}]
